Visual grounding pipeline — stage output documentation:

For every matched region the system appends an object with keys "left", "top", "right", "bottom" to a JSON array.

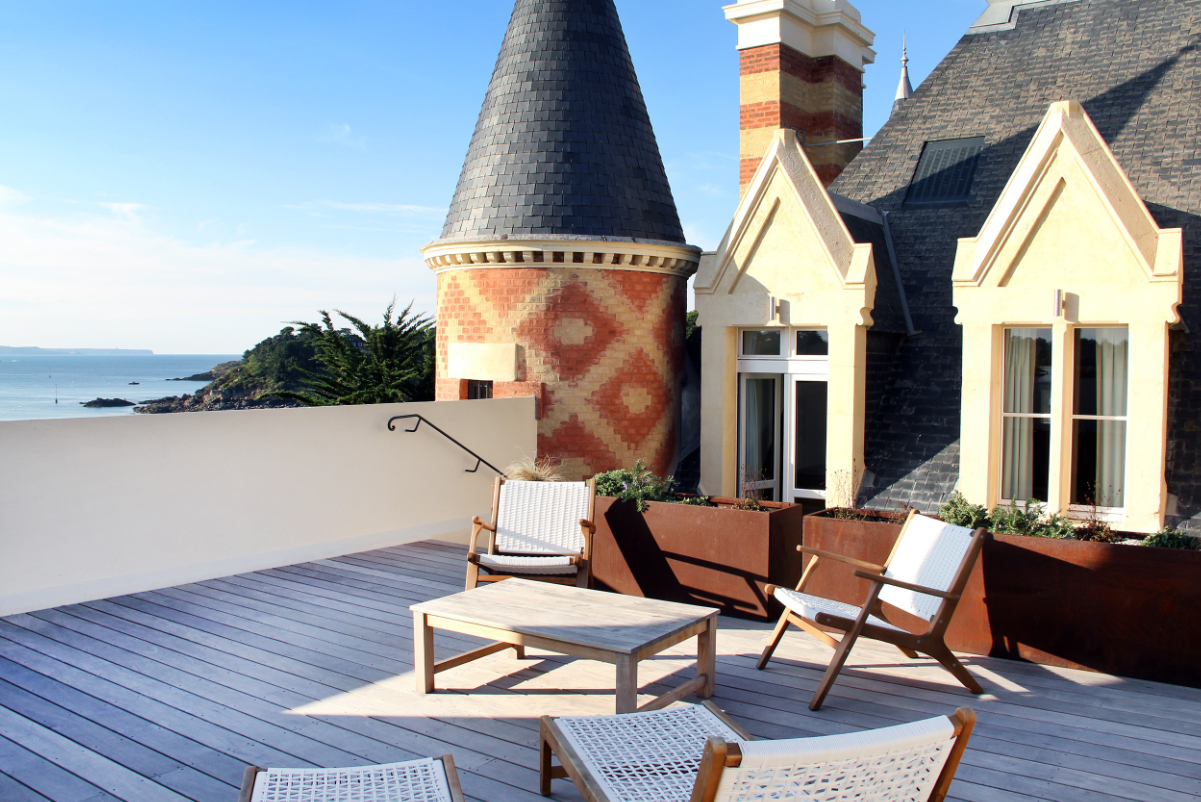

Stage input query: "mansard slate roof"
[
  {"left": 438, "top": 0, "right": 686, "bottom": 244},
  {"left": 829, "top": 0, "right": 1201, "bottom": 523}
]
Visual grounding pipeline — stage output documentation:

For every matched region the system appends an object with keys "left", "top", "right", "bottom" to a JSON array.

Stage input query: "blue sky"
[{"left": 0, "top": 0, "right": 987, "bottom": 353}]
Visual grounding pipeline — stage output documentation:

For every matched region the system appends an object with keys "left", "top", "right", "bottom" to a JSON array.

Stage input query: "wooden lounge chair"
[
  {"left": 540, "top": 701, "right": 976, "bottom": 802},
  {"left": 466, "top": 476, "right": 597, "bottom": 590},
  {"left": 239, "top": 756, "right": 465, "bottom": 802},
  {"left": 758, "top": 510, "right": 987, "bottom": 710}
]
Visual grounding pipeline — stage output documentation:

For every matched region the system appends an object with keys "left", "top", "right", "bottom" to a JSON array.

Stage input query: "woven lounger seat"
[
  {"left": 759, "top": 511, "right": 988, "bottom": 710},
  {"left": 466, "top": 477, "right": 597, "bottom": 589},
  {"left": 476, "top": 553, "right": 578, "bottom": 575},
  {"left": 774, "top": 588, "right": 905, "bottom": 632},
  {"left": 240, "top": 757, "right": 465, "bottom": 802},
  {"left": 539, "top": 702, "right": 976, "bottom": 802}
]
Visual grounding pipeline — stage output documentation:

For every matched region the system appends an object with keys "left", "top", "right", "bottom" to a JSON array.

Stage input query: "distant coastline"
[{"left": 0, "top": 346, "right": 154, "bottom": 356}]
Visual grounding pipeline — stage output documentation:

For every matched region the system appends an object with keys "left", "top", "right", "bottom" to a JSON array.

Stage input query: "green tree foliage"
[
  {"left": 214, "top": 326, "right": 323, "bottom": 396},
  {"left": 274, "top": 301, "right": 436, "bottom": 406}
]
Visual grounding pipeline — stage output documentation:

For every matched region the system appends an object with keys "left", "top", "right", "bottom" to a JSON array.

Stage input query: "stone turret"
[{"left": 424, "top": 0, "right": 700, "bottom": 481}]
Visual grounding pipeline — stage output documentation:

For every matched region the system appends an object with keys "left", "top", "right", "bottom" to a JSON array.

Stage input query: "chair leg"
[
  {"left": 575, "top": 564, "right": 590, "bottom": 589},
  {"left": 756, "top": 612, "right": 792, "bottom": 670},
  {"left": 465, "top": 561, "right": 480, "bottom": 591},
  {"left": 539, "top": 722, "right": 554, "bottom": 796},
  {"left": 897, "top": 646, "right": 921, "bottom": 659},
  {"left": 810, "top": 629, "right": 859, "bottom": 711},
  {"left": 928, "top": 642, "right": 984, "bottom": 694}
]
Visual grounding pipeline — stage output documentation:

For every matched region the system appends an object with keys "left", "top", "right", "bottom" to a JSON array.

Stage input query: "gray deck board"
[{"left": 2, "top": 539, "right": 1200, "bottom": 802}]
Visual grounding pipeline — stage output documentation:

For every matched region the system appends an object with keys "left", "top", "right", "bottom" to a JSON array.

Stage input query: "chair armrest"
[
  {"left": 798, "top": 546, "right": 885, "bottom": 573},
  {"left": 579, "top": 519, "right": 596, "bottom": 561},
  {"left": 852, "top": 570, "right": 960, "bottom": 599},
  {"left": 467, "top": 517, "right": 494, "bottom": 557}
]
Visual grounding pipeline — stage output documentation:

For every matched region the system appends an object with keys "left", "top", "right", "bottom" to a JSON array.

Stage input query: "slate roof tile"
[
  {"left": 833, "top": 0, "right": 1201, "bottom": 523},
  {"left": 438, "top": 0, "right": 684, "bottom": 244}
]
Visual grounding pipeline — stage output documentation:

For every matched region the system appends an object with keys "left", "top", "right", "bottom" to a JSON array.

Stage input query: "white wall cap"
[{"left": 724, "top": 0, "right": 876, "bottom": 68}]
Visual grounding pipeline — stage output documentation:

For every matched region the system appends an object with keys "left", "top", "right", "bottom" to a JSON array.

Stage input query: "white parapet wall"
[{"left": 0, "top": 397, "right": 537, "bottom": 616}]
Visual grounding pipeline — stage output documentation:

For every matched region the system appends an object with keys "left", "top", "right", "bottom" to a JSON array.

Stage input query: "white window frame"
[
  {"left": 737, "top": 328, "right": 830, "bottom": 503},
  {"left": 1066, "top": 325, "right": 1129, "bottom": 519},
  {"left": 998, "top": 327, "right": 1054, "bottom": 507}
]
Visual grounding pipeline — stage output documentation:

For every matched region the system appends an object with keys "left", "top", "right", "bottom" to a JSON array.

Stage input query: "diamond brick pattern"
[
  {"left": 829, "top": 0, "right": 1201, "bottom": 526},
  {"left": 439, "top": 0, "right": 685, "bottom": 243},
  {"left": 437, "top": 267, "right": 686, "bottom": 480}
]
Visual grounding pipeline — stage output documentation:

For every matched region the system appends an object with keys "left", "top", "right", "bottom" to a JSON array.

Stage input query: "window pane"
[
  {"left": 1004, "top": 328, "right": 1053, "bottom": 414},
  {"left": 795, "top": 330, "right": 829, "bottom": 356},
  {"left": 743, "top": 378, "right": 777, "bottom": 482},
  {"left": 1002, "top": 417, "right": 1050, "bottom": 502},
  {"left": 1072, "top": 419, "right": 1126, "bottom": 507},
  {"left": 742, "top": 330, "right": 781, "bottom": 356},
  {"left": 794, "top": 380, "right": 828, "bottom": 489},
  {"left": 1074, "top": 328, "right": 1128, "bottom": 417}
]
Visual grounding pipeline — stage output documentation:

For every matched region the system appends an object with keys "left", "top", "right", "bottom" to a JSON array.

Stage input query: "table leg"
[
  {"left": 698, "top": 617, "right": 716, "bottom": 698},
  {"left": 414, "top": 611, "right": 435, "bottom": 694},
  {"left": 616, "top": 654, "right": 638, "bottom": 714}
]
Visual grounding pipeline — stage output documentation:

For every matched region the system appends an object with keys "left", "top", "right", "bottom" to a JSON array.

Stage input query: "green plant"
[
  {"left": 678, "top": 495, "right": 715, "bottom": 507},
  {"left": 731, "top": 497, "right": 767, "bottom": 512},
  {"left": 272, "top": 300, "right": 435, "bottom": 406},
  {"left": 938, "top": 492, "right": 991, "bottom": 529},
  {"left": 505, "top": 456, "right": 564, "bottom": 482},
  {"left": 989, "top": 500, "right": 1042, "bottom": 535},
  {"left": 1144, "top": 527, "right": 1200, "bottom": 550},
  {"left": 593, "top": 460, "right": 676, "bottom": 512}
]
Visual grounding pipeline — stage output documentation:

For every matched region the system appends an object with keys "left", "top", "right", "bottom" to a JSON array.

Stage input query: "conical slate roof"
[{"left": 438, "top": 0, "right": 686, "bottom": 244}]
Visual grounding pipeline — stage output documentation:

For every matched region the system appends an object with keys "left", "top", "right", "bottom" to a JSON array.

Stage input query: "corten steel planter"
[
  {"left": 590, "top": 497, "right": 808, "bottom": 621},
  {"left": 801, "top": 509, "right": 1201, "bottom": 688}
]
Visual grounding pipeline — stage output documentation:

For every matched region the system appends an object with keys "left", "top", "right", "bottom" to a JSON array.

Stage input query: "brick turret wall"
[
  {"left": 740, "top": 43, "right": 864, "bottom": 192},
  {"left": 435, "top": 265, "right": 688, "bottom": 481}
]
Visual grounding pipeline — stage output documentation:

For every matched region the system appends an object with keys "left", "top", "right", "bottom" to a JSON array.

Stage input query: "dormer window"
[{"left": 906, "top": 137, "right": 984, "bottom": 204}]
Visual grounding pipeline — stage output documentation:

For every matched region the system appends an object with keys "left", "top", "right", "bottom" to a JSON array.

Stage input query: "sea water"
[{"left": 0, "top": 355, "right": 239, "bottom": 421}]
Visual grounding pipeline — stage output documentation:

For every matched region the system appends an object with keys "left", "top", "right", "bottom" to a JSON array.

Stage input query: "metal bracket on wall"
[{"left": 387, "top": 414, "right": 504, "bottom": 475}]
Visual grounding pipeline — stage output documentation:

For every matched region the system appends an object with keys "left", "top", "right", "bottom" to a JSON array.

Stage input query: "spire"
[
  {"left": 437, "top": 0, "right": 685, "bottom": 244},
  {"left": 892, "top": 35, "right": 914, "bottom": 117}
]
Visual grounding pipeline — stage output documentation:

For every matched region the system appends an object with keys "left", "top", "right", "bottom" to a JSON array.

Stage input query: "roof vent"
[{"left": 906, "top": 137, "right": 985, "bottom": 204}]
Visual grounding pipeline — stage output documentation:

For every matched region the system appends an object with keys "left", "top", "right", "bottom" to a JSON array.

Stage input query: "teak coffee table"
[{"left": 410, "top": 579, "right": 718, "bottom": 714}]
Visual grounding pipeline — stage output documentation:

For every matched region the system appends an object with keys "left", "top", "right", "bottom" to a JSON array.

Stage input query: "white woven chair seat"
[
  {"left": 477, "top": 553, "right": 578, "bottom": 576},
  {"left": 249, "top": 758, "right": 453, "bottom": 802},
  {"left": 715, "top": 716, "right": 957, "bottom": 801},
  {"left": 554, "top": 704, "right": 746, "bottom": 802},
  {"left": 774, "top": 588, "right": 905, "bottom": 633}
]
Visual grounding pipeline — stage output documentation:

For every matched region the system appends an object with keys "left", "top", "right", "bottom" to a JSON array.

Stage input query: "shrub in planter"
[
  {"left": 594, "top": 460, "right": 675, "bottom": 512},
  {"left": 1145, "top": 527, "right": 1201, "bottom": 550}
]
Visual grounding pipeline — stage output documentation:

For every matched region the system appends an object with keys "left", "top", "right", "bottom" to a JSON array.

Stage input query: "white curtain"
[
  {"left": 1093, "top": 329, "right": 1128, "bottom": 507},
  {"left": 743, "top": 378, "right": 776, "bottom": 484},
  {"left": 1002, "top": 330, "right": 1036, "bottom": 500}
]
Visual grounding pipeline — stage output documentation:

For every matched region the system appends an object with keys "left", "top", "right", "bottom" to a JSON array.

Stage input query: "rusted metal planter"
[
  {"left": 590, "top": 497, "right": 808, "bottom": 621},
  {"left": 802, "top": 509, "right": 1201, "bottom": 687}
]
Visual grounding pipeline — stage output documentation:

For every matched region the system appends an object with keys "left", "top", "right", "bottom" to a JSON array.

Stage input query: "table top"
[{"left": 411, "top": 579, "right": 718, "bottom": 655}]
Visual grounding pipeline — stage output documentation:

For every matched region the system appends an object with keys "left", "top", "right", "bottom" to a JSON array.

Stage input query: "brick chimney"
[{"left": 726, "top": 0, "right": 876, "bottom": 194}]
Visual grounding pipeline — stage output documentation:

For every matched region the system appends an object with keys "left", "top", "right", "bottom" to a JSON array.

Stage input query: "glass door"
[
  {"left": 789, "top": 378, "right": 828, "bottom": 501},
  {"left": 739, "top": 373, "right": 781, "bottom": 501}
]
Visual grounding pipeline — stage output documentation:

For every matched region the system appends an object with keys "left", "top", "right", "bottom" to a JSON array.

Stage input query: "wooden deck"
[{"left": 1, "top": 540, "right": 1199, "bottom": 802}]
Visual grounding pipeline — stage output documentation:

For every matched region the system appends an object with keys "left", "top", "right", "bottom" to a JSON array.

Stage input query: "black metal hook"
[{"left": 387, "top": 414, "right": 504, "bottom": 476}]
